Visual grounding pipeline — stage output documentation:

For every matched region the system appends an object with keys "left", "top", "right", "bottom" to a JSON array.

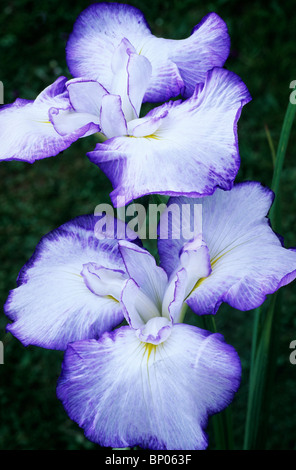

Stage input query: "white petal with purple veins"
[
  {"left": 119, "top": 240, "right": 168, "bottom": 307},
  {"left": 88, "top": 68, "right": 251, "bottom": 206},
  {"left": 66, "top": 78, "right": 108, "bottom": 115},
  {"left": 66, "top": 3, "right": 230, "bottom": 102},
  {"left": 158, "top": 183, "right": 296, "bottom": 315},
  {"left": 57, "top": 324, "right": 241, "bottom": 450},
  {"left": 4, "top": 215, "right": 135, "bottom": 350},
  {"left": 0, "top": 77, "right": 96, "bottom": 162}
]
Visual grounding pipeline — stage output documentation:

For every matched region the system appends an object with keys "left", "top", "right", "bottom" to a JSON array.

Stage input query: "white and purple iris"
[
  {"left": 0, "top": 2, "right": 251, "bottom": 206},
  {"left": 3, "top": 0, "right": 296, "bottom": 452},
  {"left": 5, "top": 182, "right": 296, "bottom": 449}
]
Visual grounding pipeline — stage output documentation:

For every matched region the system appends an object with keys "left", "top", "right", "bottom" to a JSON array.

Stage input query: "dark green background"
[{"left": 0, "top": 0, "right": 295, "bottom": 450}]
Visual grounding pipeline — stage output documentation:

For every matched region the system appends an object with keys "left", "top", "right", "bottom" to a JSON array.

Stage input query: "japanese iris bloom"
[
  {"left": 0, "top": 3, "right": 250, "bottom": 204},
  {"left": 4, "top": 181, "right": 296, "bottom": 449},
  {"left": 55, "top": 183, "right": 296, "bottom": 450},
  {"left": 5, "top": 182, "right": 296, "bottom": 348},
  {"left": 0, "top": 1, "right": 230, "bottom": 161},
  {"left": 56, "top": 239, "right": 241, "bottom": 450},
  {"left": 0, "top": 65, "right": 251, "bottom": 202}
]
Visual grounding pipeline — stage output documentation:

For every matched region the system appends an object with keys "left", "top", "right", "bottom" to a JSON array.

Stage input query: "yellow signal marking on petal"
[
  {"left": 145, "top": 134, "right": 161, "bottom": 140},
  {"left": 187, "top": 236, "right": 261, "bottom": 298},
  {"left": 191, "top": 276, "right": 206, "bottom": 291},
  {"left": 127, "top": 134, "right": 160, "bottom": 140},
  {"left": 32, "top": 120, "right": 52, "bottom": 124},
  {"left": 142, "top": 342, "right": 157, "bottom": 363},
  {"left": 210, "top": 253, "right": 226, "bottom": 268},
  {"left": 105, "top": 295, "right": 119, "bottom": 303},
  {"left": 187, "top": 252, "right": 227, "bottom": 297}
]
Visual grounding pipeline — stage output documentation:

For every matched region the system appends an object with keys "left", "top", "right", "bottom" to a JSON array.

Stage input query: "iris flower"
[
  {"left": 5, "top": 182, "right": 296, "bottom": 349},
  {"left": 0, "top": 2, "right": 250, "bottom": 205},
  {"left": 56, "top": 238, "right": 241, "bottom": 450},
  {"left": 5, "top": 182, "right": 296, "bottom": 449},
  {"left": 54, "top": 182, "right": 296, "bottom": 449},
  {"left": 0, "top": 65, "right": 251, "bottom": 205},
  {"left": 0, "top": 1, "right": 231, "bottom": 161}
]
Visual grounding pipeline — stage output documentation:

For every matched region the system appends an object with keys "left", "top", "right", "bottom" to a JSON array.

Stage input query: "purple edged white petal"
[
  {"left": 4, "top": 215, "right": 138, "bottom": 350},
  {"left": 0, "top": 77, "right": 99, "bottom": 163},
  {"left": 168, "top": 12, "right": 230, "bottom": 98},
  {"left": 66, "top": 78, "right": 108, "bottom": 115},
  {"left": 88, "top": 67, "right": 251, "bottom": 207},
  {"left": 158, "top": 182, "right": 296, "bottom": 315},
  {"left": 161, "top": 239, "right": 212, "bottom": 322},
  {"left": 81, "top": 263, "right": 127, "bottom": 301},
  {"left": 126, "top": 51, "right": 152, "bottom": 118},
  {"left": 121, "top": 278, "right": 162, "bottom": 329},
  {"left": 119, "top": 240, "right": 168, "bottom": 307},
  {"left": 66, "top": 3, "right": 152, "bottom": 93},
  {"left": 49, "top": 108, "right": 100, "bottom": 137},
  {"left": 66, "top": 3, "right": 230, "bottom": 102},
  {"left": 179, "top": 237, "right": 212, "bottom": 298},
  {"left": 108, "top": 38, "right": 152, "bottom": 121},
  {"left": 161, "top": 267, "right": 188, "bottom": 324},
  {"left": 57, "top": 324, "right": 241, "bottom": 450},
  {"left": 135, "top": 316, "right": 172, "bottom": 344},
  {"left": 100, "top": 94, "right": 128, "bottom": 138},
  {"left": 120, "top": 278, "right": 172, "bottom": 345}
]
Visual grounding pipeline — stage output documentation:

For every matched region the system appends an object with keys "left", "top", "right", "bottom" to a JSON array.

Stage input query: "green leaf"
[{"left": 244, "top": 95, "right": 296, "bottom": 450}]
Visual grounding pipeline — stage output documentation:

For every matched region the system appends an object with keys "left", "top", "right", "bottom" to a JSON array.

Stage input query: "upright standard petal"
[
  {"left": 0, "top": 77, "right": 100, "bottom": 163},
  {"left": 66, "top": 3, "right": 152, "bottom": 95},
  {"left": 4, "top": 215, "right": 139, "bottom": 350},
  {"left": 119, "top": 240, "right": 168, "bottom": 307},
  {"left": 88, "top": 67, "right": 251, "bottom": 207},
  {"left": 57, "top": 324, "right": 241, "bottom": 450},
  {"left": 158, "top": 182, "right": 296, "bottom": 315},
  {"left": 66, "top": 3, "right": 230, "bottom": 102}
]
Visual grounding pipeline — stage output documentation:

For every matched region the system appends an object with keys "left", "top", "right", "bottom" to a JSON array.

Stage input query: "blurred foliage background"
[{"left": 0, "top": 0, "right": 295, "bottom": 450}]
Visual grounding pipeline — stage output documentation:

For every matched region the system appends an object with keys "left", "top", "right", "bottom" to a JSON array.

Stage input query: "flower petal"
[
  {"left": 135, "top": 316, "right": 172, "bottom": 345},
  {"left": 100, "top": 94, "right": 128, "bottom": 139},
  {"left": 109, "top": 38, "right": 137, "bottom": 122},
  {"left": 0, "top": 77, "right": 94, "bottom": 163},
  {"left": 49, "top": 108, "right": 100, "bottom": 137},
  {"left": 4, "top": 215, "right": 135, "bottom": 350},
  {"left": 162, "top": 239, "right": 212, "bottom": 322},
  {"left": 66, "top": 78, "right": 108, "bottom": 115},
  {"left": 121, "top": 278, "right": 161, "bottom": 328},
  {"left": 120, "top": 278, "right": 172, "bottom": 345},
  {"left": 57, "top": 324, "right": 241, "bottom": 450},
  {"left": 119, "top": 240, "right": 168, "bottom": 308},
  {"left": 66, "top": 4, "right": 230, "bottom": 102},
  {"left": 159, "top": 182, "right": 296, "bottom": 315},
  {"left": 162, "top": 267, "right": 188, "bottom": 323},
  {"left": 168, "top": 12, "right": 230, "bottom": 98},
  {"left": 66, "top": 3, "right": 152, "bottom": 92},
  {"left": 126, "top": 50, "right": 152, "bottom": 118},
  {"left": 88, "top": 67, "right": 251, "bottom": 206},
  {"left": 81, "top": 263, "right": 127, "bottom": 301}
]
